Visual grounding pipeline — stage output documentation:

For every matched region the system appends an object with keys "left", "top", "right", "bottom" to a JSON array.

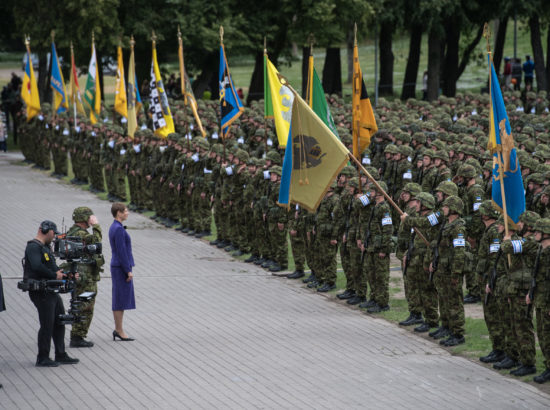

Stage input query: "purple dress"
[{"left": 109, "top": 220, "right": 136, "bottom": 310}]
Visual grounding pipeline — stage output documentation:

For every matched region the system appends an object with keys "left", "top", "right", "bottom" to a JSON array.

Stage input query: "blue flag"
[
  {"left": 50, "top": 42, "right": 68, "bottom": 114},
  {"left": 219, "top": 45, "right": 243, "bottom": 137},
  {"left": 487, "top": 56, "right": 525, "bottom": 226}
]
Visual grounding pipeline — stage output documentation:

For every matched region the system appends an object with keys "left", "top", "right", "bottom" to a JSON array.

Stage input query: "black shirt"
[{"left": 24, "top": 239, "right": 59, "bottom": 280}]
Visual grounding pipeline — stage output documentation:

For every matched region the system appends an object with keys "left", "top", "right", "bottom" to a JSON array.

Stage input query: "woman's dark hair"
[{"left": 111, "top": 202, "right": 127, "bottom": 218}]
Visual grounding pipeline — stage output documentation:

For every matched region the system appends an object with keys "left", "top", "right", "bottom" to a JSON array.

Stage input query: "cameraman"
[
  {"left": 66, "top": 207, "right": 104, "bottom": 348},
  {"left": 24, "top": 220, "right": 79, "bottom": 367}
]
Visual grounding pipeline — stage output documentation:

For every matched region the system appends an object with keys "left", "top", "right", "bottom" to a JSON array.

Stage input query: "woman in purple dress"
[{"left": 109, "top": 203, "right": 135, "bottom": 341}]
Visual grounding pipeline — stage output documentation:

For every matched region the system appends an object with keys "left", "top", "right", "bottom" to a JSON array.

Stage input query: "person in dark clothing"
[
  {"left": 511, "top": 58, "right": 522, "bottom": 90},
  {"left": 24, "top": 220, "right": 79, "bottom": 367},
  {"left": 523, "top": 55, "right": 535, "bottom": 88}
]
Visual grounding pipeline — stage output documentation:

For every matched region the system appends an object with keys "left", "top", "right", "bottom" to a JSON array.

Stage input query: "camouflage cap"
[
  {"left": 402, "top": 182, "right": 422, "bottom": 196},
  {"left": 416, "top": 192, "right": 436, "bottom": 210},
  {"left": 456, "top": 164, "right": 477, "bottom": 179},
  {"left": 72, "top": 206, "right": 93, "bottom": 223},
  {"left": 422, "top": 149, "right": 435, "bottom": 158},
  {"left": 195, "top": 137, "right": 210, "bottom": 150},
  {"left": 235, "top": 149, "right": 249, "bottom": 162},
  {"left": 432, "top": 150, "right": 449, "bottom": 162},
  {"left": 534, "top": 218, "right": 550, "bottom": 235},
  {"left": 398, "top": 145, "right": 413, "bottom": 158},
  {"left": 266, "top": 150, "right": 282, "bottom": 164},
  {"left": 384, "top": 144, "right": 399, "bottom": 154},
  {"left": 167, "top": 132, "right": 181, "bottom": 142},
  {"left": 442, "top": 195, "right": 464, "bottom": 214},
  {"left": 347, "top": 177, "right": 359, "bottom": 189},
  {"left": 519, "top": 210, "right": 540, "bottom": 227},
  {"left": 254, "top": 128, "right": 266, "bottom": 137},
  {"left": 435, "top": 181, "right": 458, "bottom": 197},
  {"left": 479, "top": 200, "right": 499, "bottom": 219},
  {"left": 270, "top": 166, "right": 282, "bottom": 176},
  {"left": 340, "top": 165, "right": 358, "bottom": 177},
  {"left": 412, "top": 132, "right": 426, "bottom": 143},
  {"left": 530, "top": 173, "right": 545, "bottom": 185}
]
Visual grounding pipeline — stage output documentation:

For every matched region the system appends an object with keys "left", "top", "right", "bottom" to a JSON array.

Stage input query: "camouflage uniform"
[{"left": 534, "top": 218, "right": 550, "bottom": 382}]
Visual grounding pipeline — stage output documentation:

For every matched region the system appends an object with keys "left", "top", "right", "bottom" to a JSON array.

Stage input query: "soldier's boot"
[
  {"left": 480, "top": 350, "right": 505, "bottom": 363},
  {"left": 443, "top": 334, "right": 465, "bottom": 347},
  {"left": 269, "top": 263, "right": 282, "bottom": 273},
  {"left": 463, "top": 293, "right": 481, "bottom": 304},
  {"left": 287, "top": 270, "right": 305, "bottom": 279},
  {"left": 302, "top": 272, "right": 316, "bottom": 283},
  {"left": 359, "top": 299, "right": 377, "bottom": 309},
  {"left": 245, "top": 254, "right": 259, "bottom": 263},
  {"left": 317, "top": 283, "right": 336, "bottom": 292},
  {"left": 432, "top": 327, "right": 450, "bottom": 340},
  {"left": 534, "top": 368, "right": 550, "bottom": 384},
  {"left": 414, "top": 322, "right": 432, "bottom": 333},
  {"left": 510, "top": 364, "right": 537, "bottom": 376},
  {"left": 70, "top": 336, "right": 94, "bottom": 348},
  {"left": 400, "top": 312, "right": 423, "bottom": 326},
  {"left": 366, "top": 303, "right": 390, "bottom": 313},
  {"left": 307, "top": 280, "right": 319, "bottom": 288},
  {"left": 347, "top": 295, "right": 366, "bottom": 305},
  {"left": 493, "top": 356, "right": 519, "bottom": 370},
  {"left": 337, "top": 289, "right": 355, "bottom": 300}
]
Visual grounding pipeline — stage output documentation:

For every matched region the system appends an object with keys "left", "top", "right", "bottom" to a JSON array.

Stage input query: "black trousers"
[{"left": 29, "top": 291, "right": 66, "bottom": 359}]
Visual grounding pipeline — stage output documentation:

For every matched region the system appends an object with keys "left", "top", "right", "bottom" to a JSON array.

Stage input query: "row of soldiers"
[{"left": 16, "top": 89, "right": 550, "bottom": 383}]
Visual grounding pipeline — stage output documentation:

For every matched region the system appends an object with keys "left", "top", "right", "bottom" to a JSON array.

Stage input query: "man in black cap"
[{"left": 23, "top": 220, "right": 79, "bottom": 367}]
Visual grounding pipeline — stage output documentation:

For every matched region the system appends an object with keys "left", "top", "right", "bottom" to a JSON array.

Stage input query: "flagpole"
[
  {"left": 353, "top": 23, "right": 362, "bottom": 192},
  {"left": 263, "top": 37, "right": 268, "bottom": 153},
  {"left": 484, "top": 23, "right": 512, "bottom": 265},
  {"left": 50, "top": 30, "right": 57, "bottom": 122},
  {"left": 348, "top": 152, "right": 429, "bottom": 246},
  {"left": 178, "top": 27, "right": 191, "bottom": 150},
  {"left": 70, "top": 42, "right": 77, "bottom": 130}
]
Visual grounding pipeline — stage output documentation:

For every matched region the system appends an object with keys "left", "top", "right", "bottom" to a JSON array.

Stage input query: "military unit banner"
[
  {"left": 219, "top": 44, "right": 244, "bottom": 137},
  {"left": 84, "top": 42, "right": 101, "bottom": 124},
  {"left": 50, "top": 41, "right": 68, "bottom": 114},
  {"left": 149, "top": 43, "right": 175, "bottom": 138},
  {"left": 21, "top": 41, "right": 40, "bottom": 121}
]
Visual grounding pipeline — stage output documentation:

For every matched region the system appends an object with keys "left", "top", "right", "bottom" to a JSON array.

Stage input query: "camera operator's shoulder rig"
[{"left": 54, "top": 232, "right": 104, "bottom": 272}]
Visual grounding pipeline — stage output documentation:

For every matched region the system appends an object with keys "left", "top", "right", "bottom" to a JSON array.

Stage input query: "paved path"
[{"left": 1, "top": 152, "right": 549, "bottom": 409}]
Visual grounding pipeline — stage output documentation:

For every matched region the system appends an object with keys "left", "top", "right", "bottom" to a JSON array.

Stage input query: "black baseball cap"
[{"left": 40, "top": 220, "right": 60, "bottom": 234}]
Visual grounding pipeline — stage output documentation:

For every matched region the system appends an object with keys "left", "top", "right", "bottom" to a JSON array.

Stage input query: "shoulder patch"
[
  {"left": 427, "top": 212, "right": 440, "bottom": 226},
  {"left": 359, "top": 194, "right": 370, "bottom": 207},
  {"left": 511, "top": 239, "right": 523, "bottom": 254},
  {"left": 381, "top": 213, "right": 392, "bottom": 226}
]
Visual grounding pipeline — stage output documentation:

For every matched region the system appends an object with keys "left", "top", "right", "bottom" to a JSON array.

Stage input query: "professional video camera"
[
  {"left": 17, "top": 278, "right": 95, "bottom": 324},
  {"left": 54, "top": 234, "right": 102, "bottom": 261}
]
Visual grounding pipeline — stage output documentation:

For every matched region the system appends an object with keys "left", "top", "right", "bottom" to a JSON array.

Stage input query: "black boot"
[
  {"left": 244, "top": 254, "right": 258, "bottom": 263},
  {"left": 429, "top": 326, "right": 444, "bottom": 337},
  {"left": 433, "top": 327, "right": 450, "bottom": 340},
  {"left": 400, "top": 312, "right": 423, "bottom": 326},
  {"left": 359, "top": 299, "right": 376, "bottom": 309},
  {"left": 480, "top": 350, "right": 505, "bottom": 363},
  {"left": 444, "top": 334, "right": 465, "bottom": 346},
  {"left": 287, "top": 270, "right": 305, "bottom": 279},
  {"left": 510, "top": 364, "right": 537, "bottom": 377},
  {"left": 413, "top": 322, "right": 432, "bottom": 333},
  {"left": 347, "top": 295, "right": 366, "bottom": 305},
  {"left": 534, "top": 368, "right": 550, "bottom": 384},
  {"left": 336, "top": 289, "right": 355, "bottom": 300},
  {"left": 70, "top": 337, "right": 94, "bottom": 348},
  {"left": 493, "top": 356, "right": 519, "bottom": 370},
  {"left": 367, "top": 304, "right": 389, "bottom": 313},
  {"left": 317, "top": 283, "right": 336, "bottom": 292},
  {"left": 303, "top": 273, "right": 316, "bottom": 283}
]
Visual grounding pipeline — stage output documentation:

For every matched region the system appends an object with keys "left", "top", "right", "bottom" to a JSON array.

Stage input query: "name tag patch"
[
  {"left": 453, "top": 238, "right": 465, "bottom": 247},
  {"left": 359, "top": 195, "right": 370, "bottom": 206}
]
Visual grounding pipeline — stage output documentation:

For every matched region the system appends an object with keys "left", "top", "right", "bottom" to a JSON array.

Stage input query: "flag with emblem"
[
  {"left": 219, "top": 42, "right": 243, "bottom": 138},
  {"left": 266, "top": 57, "right": 294, "bottom": 147},
  {"left": 50, "top": 41, "right": 68, "bottom": 114},
  {"left": 68, "top": 44, "right": 85, "bottom": 117},
  {"left": 114, "top": 45, "right": 127, "bottom": 119},
  {"left": 83, "top": 38, "right": 101, "bottom": 124},
  {"left": 305, "top": 48, "right": 338, "bottom": 137},
  {"left": 487, "top": 56, "right": 525, "bottom": 226},
  {"left": 21, "top": 39, "right": 40, "bottom": 121},
  {"left": 178, "top": 31, "right": 206, "bottom": 137},
  {"left": 278, "top": 89, "right": 349, "bottom": 212},
  {"left": 127, "top": 38, "right": 138, "bottom": 138},
  {"left": 149, "top": 36, "right": 175, "bottom": 138},
  {"left": 352, "top": 30, "right": 377, "bottom": 157}
]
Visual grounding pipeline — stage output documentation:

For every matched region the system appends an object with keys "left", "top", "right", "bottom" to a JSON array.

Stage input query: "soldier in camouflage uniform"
[
  {"left": 400, "top": 192, "right": 440, "bottom": 330},
  {"left": 287, "top": 202, "right": 307, "bottom": 279},
  {"left": 66, "top": 207, "right": 104, "bottom": 348},
  {"left": 361, "top": 181, "right": 393, "bottom": 313},
  {"left": 499, "top": 211, "right": 539, "bottom": 376},
  {"left": 453, "top": 164, "right": 484, "bottom": 303},
  {"left": 476, "top": 201, "right": 506, "bottom": 364},
  {"left": 265, "top": 166, "right": 288, "bottom": 272},
  {"left": 532, "top": 218, "right": 550, "bottom": 383}
]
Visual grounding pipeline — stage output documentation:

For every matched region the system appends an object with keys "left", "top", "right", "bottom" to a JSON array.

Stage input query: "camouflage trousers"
[
  {"left": 313, "top": 236, "right": 337, "bottom": 285},
  {"left": 465, "top": 242, "right": 479, "bottom": 296},
  {"left": 40, "top": 143, "right": 51, "bottom": 170},
  {"left": 305, "top": 233, "right": 316, "bottom": 276},
  {"left": 348, "top": 244, "right": 364, "bottom": 296},
  {"left": 339, "top": 242, "right": 353, "bottom": 291},
  {"left": 479, "top": 273, "right": 505, "bottom": 352},
  {"left": 535, "top": 307, "right": 550, "bottom": 369},
  {"left": 408, "top": 256, "right": 438, "bottom": 326},
  {"left": 509, "top": 295, "right": 536, "bottom": 366},
  {"left": 494, "top": 278, "right": 519, "bottom": 359},
  {"left": 70, "top": 280, "right": 98, "bottom": 339},
  {"left": 445, "top": 273, "right": 465, "bottom": 336},
  {"left": 289, "top": 230, "right": 306, "bottom": 271},
  {"left": 53, "top": 150, "right": 68, "bottom": 175},
  {"left": 115, "top": 170, "right": 127, "bottom": 201},
  {"left": 89, "top": 157, "right": 104, "bottom": 191},
  {"left": 363, "top": 251, "right": 390, "bottom": 306},
  {"left": 433, "top": 272, "right": 448, "bottom": 327},
  {"left": 268, "top": 223, "right": 288, "bottom": 269},
  {"left": 231, "top": 202, "right": 248, "bottom": 251},
  {"left": 257, "top": 215, "right": 272, "bottom": 260},
  {"left": 128, "top": 174, "right": 138, "bottom": 204},
  {"left": 105, "top": 168, "right": 116, "bottom": 196},
  {"left": 402, "top": 258, "right": 421, "bottom": 315}
]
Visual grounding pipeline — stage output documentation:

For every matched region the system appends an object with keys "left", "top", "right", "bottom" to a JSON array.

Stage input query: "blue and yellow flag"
[
  {"left": 219, "top": 44, "right": 243, "bottom": 137},
  {"left": 21, "top": 40, "right": 41, "bottom": 121},
  {"left": 50, "top": 42, "right": 68, "bottom": 114},
  {"left": 487, "top": 56, "right": 525, "bottom": 226},
  {"left": 266, "top": 57, "right": 294, "bottom": 147},
  {"left": 279, "top": 90, "right": 349, "bottom": 212}
]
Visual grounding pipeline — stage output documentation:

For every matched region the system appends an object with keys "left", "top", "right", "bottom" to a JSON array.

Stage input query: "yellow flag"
[
  {"left": 21, "top": 41, "right": 41, "bottom": 121},
  {"left": 115, "top": 46, "right": 127, "bottom": 118},
  {"left": 127, "top": 40, "right": 138, "bottom": 138},
  {"left": 352, "top": 41, "right": 377, "bottom": 158},
  {"left": 266, "top": 58, "right": 294, "bottom": 147},
  {"left": 84, "top": 41, "right": 101, "bottom": 124},
  {"left": 150, "top": 42, "right": 174, "bottom": 138}
]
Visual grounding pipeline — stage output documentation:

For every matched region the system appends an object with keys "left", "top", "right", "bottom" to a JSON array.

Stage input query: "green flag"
[
  {"left": 311, "top": 68, "right": 338, "bottom": 137},
  {"left": 263, "top": 52, "right": 273, "bottom": 118}
]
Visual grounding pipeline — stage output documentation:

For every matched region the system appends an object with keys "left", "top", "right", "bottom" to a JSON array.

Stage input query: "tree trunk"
[
  {"left": 546, "top": 27, "right": 550, "bottom": 91},
  {"left": 378, "top": 22, "right": 394, "bottom": 96},
  {"left": 493, "top": 18, "right": 508, "bottom": 75},
  {"left": 529, "top": 15, "right": 547, "bottom": 91},
  {"left": 346, "top": 26, "right": 354, "bottom": 84},
  {"left": 192, "top": 51, "right": 219, "bottom": 100},
  {"left": 96, "top": 51, "right": 105, "bottom": 106},
  {"left": 401, "top": 25, "right": 422, "bottom": 100},
  {"left": 427, "top": 28, "right": 442, "bottom": 101},
  {"left": 37, "top": 52, "right": 50, "bottom": 104},
  {"left": 322, "top": 47, "right": 342, "bottom": 96},
  {"left": 301, "top": 46, "right": 310, "bottom": 98},
  {"left": 246, "top": 51, "right": 263, "bottom": 105},
  {"left": 442, "top": 19, "right": 460, "bottom": 97},
  {"left": 457, "top": 24, "right": 485, "bottom": 80}
]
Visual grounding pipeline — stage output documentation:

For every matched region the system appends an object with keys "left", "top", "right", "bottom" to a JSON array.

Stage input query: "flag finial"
[
  {"left": 220, "top": 26, "right": 224, "bottom": 43},
  {"left": 130, "top": 35, "right": 135, "bottom": 49},
  {"left": 178, "top": 25, "right": 182, "bottom": 41},
  {"left": 24, "top": 35, "right": 30, "bottom": 47},
  {"left": 50, "top": 30, "right": 55, "bottom": 42},
  {"left": 151, "top": 30, "right": 157, "bottom": 45},
  {"left": 263, "top": 36, "right": 266, "bottom": 54},
  {"left": 483, "top": 22, "right": 491, "bottom": 54},
  {"left": 91, "top": 30, "right": 95, "bottom": 45},
  {"left": 354, "top": 22, "right": 357, "bottom": 46}
]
